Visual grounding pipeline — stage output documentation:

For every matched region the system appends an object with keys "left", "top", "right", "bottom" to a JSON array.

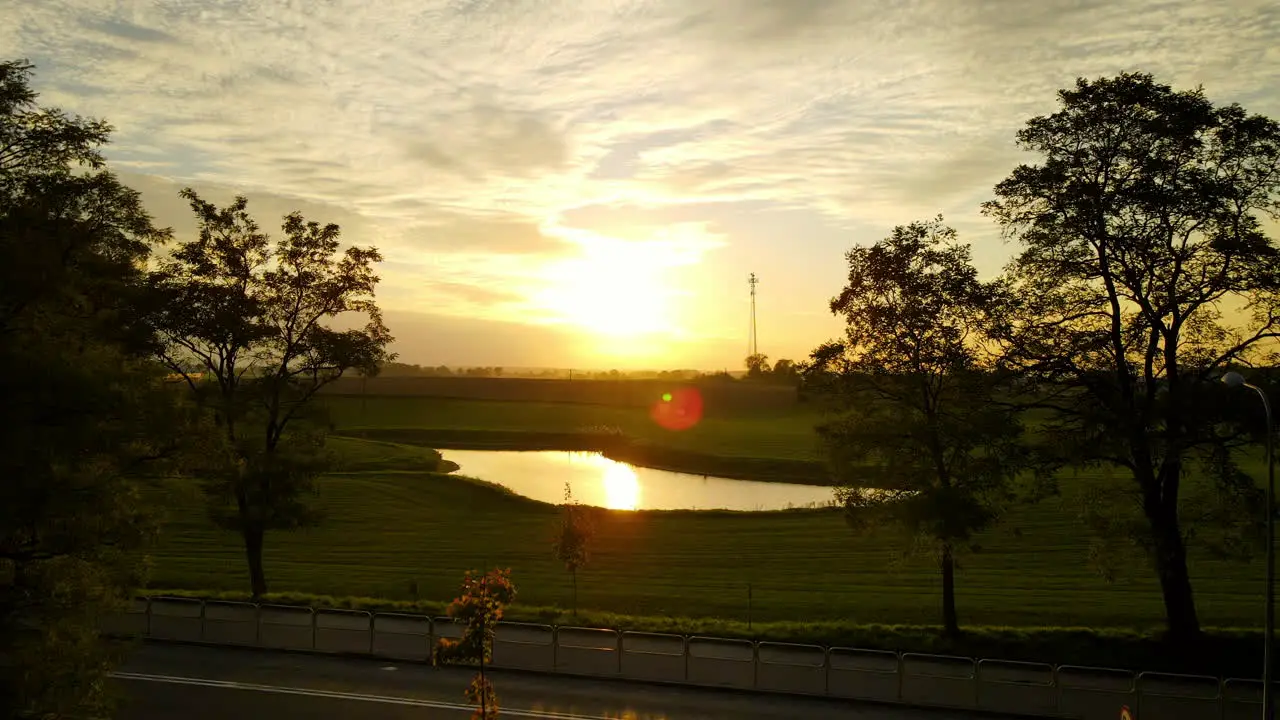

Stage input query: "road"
[{"left": 113, "top": 643, "right": 994, "bottom": 720}]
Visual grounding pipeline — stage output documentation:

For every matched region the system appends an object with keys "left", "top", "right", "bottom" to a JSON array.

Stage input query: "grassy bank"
[
  {"left": 322, "top": 395, "right": 826, "bottom": 462},
  {"left": 336, "top": 427, "right": 833, "bottom": 485},
  {"left": 147, "top": 441, "right": 1268, "bottom": 638},
  {"left": 318, "top": 375, "right": 801, "bottom": 414}
]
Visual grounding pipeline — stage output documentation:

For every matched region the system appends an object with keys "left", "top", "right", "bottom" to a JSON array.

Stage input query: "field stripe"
[{"left": 110, "top": 671, "right": 604, "bottom": 719}]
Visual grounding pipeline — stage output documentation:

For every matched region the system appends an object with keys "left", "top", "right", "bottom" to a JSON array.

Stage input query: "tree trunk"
[
  {"left": 243, "top": 525, "right": 268, "bottom": 600},
  {"left": 1149, "top": 505, "right": 1201, "bottom": 640},
  {"left": 941, "top": 543, "right": 959, "bottom": 636}
]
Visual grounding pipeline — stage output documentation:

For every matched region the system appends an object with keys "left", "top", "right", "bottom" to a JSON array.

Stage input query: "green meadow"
[
  {"left": 321, "top": 394, "right": 826, "bottom": 461},
  {"left": 141, "top": 393, "right": 1274, "bottom": 674}
]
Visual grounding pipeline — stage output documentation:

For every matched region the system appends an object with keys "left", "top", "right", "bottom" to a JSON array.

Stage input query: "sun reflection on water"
[{"left": 601, "top": 462, "right": 641, "bottom": 510}]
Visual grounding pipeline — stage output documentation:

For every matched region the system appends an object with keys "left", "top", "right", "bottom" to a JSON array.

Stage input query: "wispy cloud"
[{"left": 8, "top": 0, "right": 1280, "bottom": 366}]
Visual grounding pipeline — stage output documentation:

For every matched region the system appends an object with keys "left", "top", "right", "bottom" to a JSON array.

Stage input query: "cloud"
[
  {"left": 117, "top": 171, "right": 376, "bottom": 245},
  {"left": 373, "top": 309, "right": 595, "bottom": 369},
  {"left": 80, "top": 15, "right": 178, "bottom": 44},
  {"left": 118, "top": 171, "right": 563, "bottom": 322},
  {"left": 8, "top": 0, "right": 1280, "bottom": 367},
  {"left": 14, "top": 2, "right": 1280, "bottom": 216},
  {"left": 396, "top": 209, "right": 570, "bottom": 256},
  {"left": 394, "top": 101, "right": 569, "bottom": 181}
]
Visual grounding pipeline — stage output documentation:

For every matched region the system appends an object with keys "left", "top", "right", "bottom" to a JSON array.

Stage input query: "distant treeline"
[{"left": 378, "top": 361, "right": 754, "bottom": 382}]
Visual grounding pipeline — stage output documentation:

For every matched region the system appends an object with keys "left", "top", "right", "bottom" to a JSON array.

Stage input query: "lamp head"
[{"left": 1221, "top": 371, "right": 1247, "bottom": 388}]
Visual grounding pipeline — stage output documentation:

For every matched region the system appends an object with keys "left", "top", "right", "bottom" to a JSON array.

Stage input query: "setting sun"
[
  {"left": 535, "top": 238, "right": 676, "bottom": 338},
  {"left": 530, "top": 225, "right": 724, "bottom": 352}
]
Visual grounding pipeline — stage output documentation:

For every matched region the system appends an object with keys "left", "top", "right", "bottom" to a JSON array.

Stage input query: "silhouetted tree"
[
  {"left": 771, "top": 358, "right": 798, "bottom": 383},
  {"left": 745, "top": 353, "right": 771, "bottom": 378},
  {"left": 434, "top": 568, "right": 517, "bottom": 720},
  {"left": 380, "top": 361, "right": 425, "bottom": 376},
  {"left": 149, "top": 190, "right": 394, "bottom": 598},
  {"left": 552, "top": 483, "right": 593, "bottom": 615},
  {"left": 808, "top": 217, "right": 1039, "bottom": 636},
  {"left": 0, "top": 58, "right": 202, "bottom": 718},
  {"left": 984, "top": 72, "right": 1280, "bottom": 640}
]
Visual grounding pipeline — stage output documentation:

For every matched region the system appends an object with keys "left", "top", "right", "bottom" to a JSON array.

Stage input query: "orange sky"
[{"left": 10, "top": 0, "right": 1280, "bottom": 369}]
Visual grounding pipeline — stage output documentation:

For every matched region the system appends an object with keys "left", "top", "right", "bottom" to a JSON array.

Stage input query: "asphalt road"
[{"left": 113, "top": 643, "right": 994, "bottom": 720}]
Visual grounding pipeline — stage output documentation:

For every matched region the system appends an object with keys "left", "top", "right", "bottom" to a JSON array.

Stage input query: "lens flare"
[{"left": 650, "top": 387, "right": 703, "bottom": 431}]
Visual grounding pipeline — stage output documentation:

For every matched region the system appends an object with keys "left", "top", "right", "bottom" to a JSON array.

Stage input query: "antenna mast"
[{"left": 748, "top": 273, "right": 759, "bottom": 357}]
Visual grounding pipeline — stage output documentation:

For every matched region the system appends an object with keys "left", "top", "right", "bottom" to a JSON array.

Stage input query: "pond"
[{"left": 439, "top": 449, "right": 837, "bottom": 511}]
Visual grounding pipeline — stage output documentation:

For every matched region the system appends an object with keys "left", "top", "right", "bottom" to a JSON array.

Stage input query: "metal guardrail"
[{"left": 102, "top": 596, "right": 1264, "bottom": 719}]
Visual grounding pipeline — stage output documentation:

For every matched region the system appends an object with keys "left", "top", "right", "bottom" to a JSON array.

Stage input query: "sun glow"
[
  {"left": 536, "top": 244, "right": 675, "bottom": 338},
  {"left": 531, "top": 225, "right": 724, "bottom": 346}
]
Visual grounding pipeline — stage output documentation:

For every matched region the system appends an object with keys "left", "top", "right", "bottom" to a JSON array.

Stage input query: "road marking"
[{"left": 110, "top": 671, "right": 605, "bottom": 719}]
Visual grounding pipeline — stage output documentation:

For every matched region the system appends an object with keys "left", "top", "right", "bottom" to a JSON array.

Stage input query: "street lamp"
[{"left": 1224, "top": 371, "right": 1276, "bottom": 719}]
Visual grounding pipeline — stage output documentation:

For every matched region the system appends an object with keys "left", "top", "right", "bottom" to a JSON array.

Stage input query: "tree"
[
  {"left": 149, "top": 190, "right": 394, "bottom": 598},
  {"left": 0, "top": 58, "right": 200, "bottom": 718},
  {"left": 983, "top": 72, "right": 1280, "bottom": 640},
  {"left": 771, "top": 358, "right": 795, "bottom": 377},
  {"left": 806, "top": 217, "right": 1036, "bottom": 636},
  {"left": 552, "top": 483, "right": 593, "bottom": 615},
  {"left": 745, "top": 353, "right": 771, "bottom": 378},
  {"left": 434, "top": 568, "right": 517, "bottom": 720},
  {"left": 770, "top": 358, "right": 800, "bottom": 385}
]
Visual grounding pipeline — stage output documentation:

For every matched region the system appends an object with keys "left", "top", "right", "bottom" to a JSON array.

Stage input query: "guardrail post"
[
  {"left": 975, "top": 658, "right": 982, "bottom": 709},
  {"left": 1135, "top": 671, "right": 1142, "bottom": 720},
  {"left": 551, "top": 625, "right": 558, "bottom": 673},
  {"left": 198, "top": 599, "right": 207, "bottom": 642},
  {"left": 684, "top": 635, "right": 690, "bottom": 682},
  {"left": 1053, "top": 664, "right": 1061, "bottom": 715},
  {"left": 752, "top": 641, "right": 759, "bottom": 690},
  {"left": 145, "top": 596, "right": 152, "bottom": 638},
  {"left": 427, "top": 616, "right": 435, "bottom": 663},
  {"left": 310, "top": 608, "right": 317, "bottom": 650},
  {"left": 367, "top": 612, "right": 375, "bottom": 656},
  {"left": 254, "top": 603, "right": 262, "bottom": 645},
  {"left": 896, "top": 651, "right": 904, "bottom": 702},
  {"left": 617, "top": 631, "right": 623, "bottom": 675},
  {"left": 823, "top": 646, "right": 830, "bottom": 697}
]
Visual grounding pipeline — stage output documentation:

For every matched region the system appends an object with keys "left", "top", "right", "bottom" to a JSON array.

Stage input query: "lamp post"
[{"left": 1224, "top": 371, "right": 1275, "bottom": 719}]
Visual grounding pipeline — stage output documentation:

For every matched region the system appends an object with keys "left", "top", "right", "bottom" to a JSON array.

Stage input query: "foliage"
[
  {"left": 433, "top": 569, "right": 517, "bottom": 720},
  {"left": 983, "top": 72, "right": 1280, "bottom": 639},
  {"left": 148, "top": 188, "right": 394, "bottom": 597},
  {"left": 0, "top": 58, "right": 201, "bottom": 719},
  {"left": 770, "top": 358, "right": 798, "bottom": 382},
  {"left": 552, "top": 483, "right": 594, "bottom": 614},
  {"left": 744, "top": 353, "right": 771, "bottom": 377},
  {"left": 742, "top": 355, "right": 801, "bottom": 385},
  {"left": 807, "top": 217, "right": 1041, "bottom": 635}
]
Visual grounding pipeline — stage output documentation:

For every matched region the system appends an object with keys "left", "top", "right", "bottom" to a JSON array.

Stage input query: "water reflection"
[
  {"left": 600, "top": 461, "right": 641, "bottom": 510},
  {"left": 440, "top": 449, "right": 835, "bottom": 511}
]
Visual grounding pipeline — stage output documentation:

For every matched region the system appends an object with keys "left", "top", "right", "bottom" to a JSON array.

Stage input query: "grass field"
[
  {"left": 143, "top": 393, "right": 1278, "bottom": 675},
  {"left": 148, "top": 435, "right": 1268, "bottom": 635},
  {"left": 321, "top": 395, "right": 826, "bottom": 461}
]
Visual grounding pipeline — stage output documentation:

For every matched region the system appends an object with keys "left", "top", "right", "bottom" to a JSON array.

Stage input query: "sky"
[{"left": 7, "top": 0, "right": 1280, "bottom": 370}]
